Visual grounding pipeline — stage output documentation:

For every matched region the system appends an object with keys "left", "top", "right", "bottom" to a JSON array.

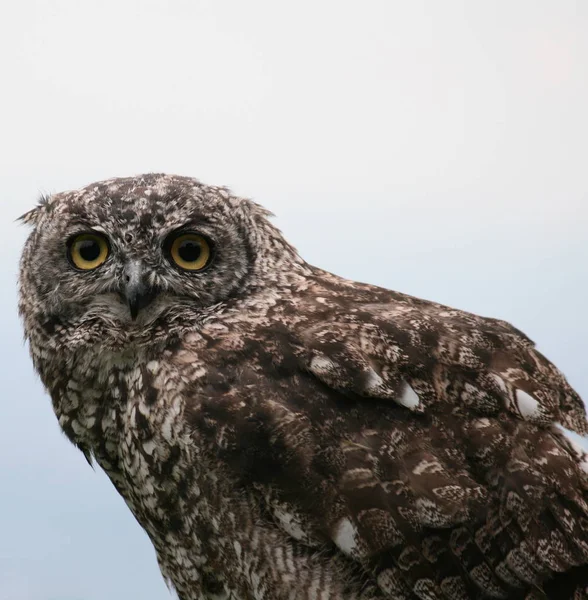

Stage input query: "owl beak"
[{"left": 123, "top": 261, "right": 157, "bottom": 320}]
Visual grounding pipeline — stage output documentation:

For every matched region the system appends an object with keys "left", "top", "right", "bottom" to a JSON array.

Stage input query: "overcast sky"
[{"left": 1, "top": 1, "right": 587, "bottom": 599}]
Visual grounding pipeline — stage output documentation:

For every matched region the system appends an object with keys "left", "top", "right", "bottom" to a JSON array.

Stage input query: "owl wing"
[
  {"left": 300, "top": 290, "right": 586, "bottom": 435},
  {"left": 284, "top": 285, "right": 588, "bottom": 598},
  {"left": 192, "top": 277, "right": 588, "bottom": 598}
]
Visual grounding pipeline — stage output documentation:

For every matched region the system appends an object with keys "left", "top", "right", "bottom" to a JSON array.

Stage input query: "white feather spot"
[
  {"left": 396, "top": 381, "right": 420, "bottom": 410},
  {"left": 309, "top": 355, "right": 336, "bottom": 375},
  {"left": 364, "top": 369, "right": 384, "bottom": 392},
  {"left": 413, "top": 457, "right": 444, "bottom": 475},
  {"left": 143, "top": 440, "right": 157, "bottom": 456},
  {"left": 472, "top": 417, "right": 491, "bottom": 429},
  {"left": 71, "top": 419, "right": 85, "bottom": 436},
  {"left": 515, "top": 389, "right": 540, "bottom": 419},
  {"left": 273, "top": 507, "right": 307, "bottom": 541},
  {"left": 554, "top": 425, "right": 588, "bottom": 474},
  {"left": 332, "top": 518, "right": 359, "bottom": 556},
  {"left": 146, "top": 360, "right": 159, "bottom": 375},
  {"left": 307, "top": 575, "right": 321, "bottom": 600},
  {"left": 489, "top": 373, "right": 508, "bottom": 393},
  {"left": 161, "top": 416, "right": 173, "bottom": 442}
]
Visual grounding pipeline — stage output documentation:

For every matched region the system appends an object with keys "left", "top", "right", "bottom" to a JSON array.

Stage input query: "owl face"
[{"left": 19, "top": 174, "right": 290, "bottom": 350}]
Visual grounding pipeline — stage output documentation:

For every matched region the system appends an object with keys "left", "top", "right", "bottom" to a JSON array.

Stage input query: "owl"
[{"left": 19, "top": 174, "right": 588, "bottom": 600}]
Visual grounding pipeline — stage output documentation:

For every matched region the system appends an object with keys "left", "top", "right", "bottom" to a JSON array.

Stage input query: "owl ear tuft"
[
  {"left": 18, "top": 194, "right": 51, "bottom": 226},
  {"left": 246, "top": 198, "right": 275, "bottom": 219}
]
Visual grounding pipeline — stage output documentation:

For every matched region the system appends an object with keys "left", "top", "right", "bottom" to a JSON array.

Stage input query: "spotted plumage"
[{"left": 18, "top": 174, "right": 588, "bottom": 599}]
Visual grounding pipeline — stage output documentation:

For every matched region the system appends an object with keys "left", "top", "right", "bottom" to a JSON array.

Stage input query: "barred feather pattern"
[{"left": 18, "top": 174, "right": 588, "bottom": 599}]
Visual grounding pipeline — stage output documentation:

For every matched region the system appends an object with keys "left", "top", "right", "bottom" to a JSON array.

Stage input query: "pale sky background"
[{"left": 1, "top": 1, "right": 587, "bottom": 599}]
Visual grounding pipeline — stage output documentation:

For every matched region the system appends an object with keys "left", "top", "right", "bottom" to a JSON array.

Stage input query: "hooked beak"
[{"left": 123, "top": 261, "right": 158, "bottom": 320}]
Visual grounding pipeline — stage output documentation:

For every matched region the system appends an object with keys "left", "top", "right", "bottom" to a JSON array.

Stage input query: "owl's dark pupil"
[
  {"left": 78, "top": 240, "right": 101, "bottom": 262},
  {"left": 179, "top": 240, "right": 201, "bottom": 262}
]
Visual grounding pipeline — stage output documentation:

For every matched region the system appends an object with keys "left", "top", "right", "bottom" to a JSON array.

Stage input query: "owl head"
[{"left": 19, "top": 174, "right": 303, "bottom": 353}]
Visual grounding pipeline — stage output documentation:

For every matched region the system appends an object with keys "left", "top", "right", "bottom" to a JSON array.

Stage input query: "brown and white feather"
[{"left": 18, "top": 174, "right": 588, "bottom": 599}]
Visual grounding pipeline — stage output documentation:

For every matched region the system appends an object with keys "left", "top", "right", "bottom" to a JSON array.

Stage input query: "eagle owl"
[{"left": 18, "top": 174, "right": 588, "bottom": 600}]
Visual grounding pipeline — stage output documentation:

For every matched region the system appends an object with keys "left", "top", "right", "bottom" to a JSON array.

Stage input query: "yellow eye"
[
  {"left": 68, "top": 233, "right": 109, "bottom": 271},
  {"left": 169, "top": 233, "right": 211, "bottom": 271}
]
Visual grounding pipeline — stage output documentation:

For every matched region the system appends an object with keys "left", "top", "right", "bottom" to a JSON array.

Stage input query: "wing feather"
[{"left": 190, "top": 274, "right": 588, "bottom": 598}]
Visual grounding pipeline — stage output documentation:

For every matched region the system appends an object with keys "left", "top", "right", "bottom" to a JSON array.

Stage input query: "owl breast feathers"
[{"left": 18, "top": 174, "right": 588, "bottom": 600}]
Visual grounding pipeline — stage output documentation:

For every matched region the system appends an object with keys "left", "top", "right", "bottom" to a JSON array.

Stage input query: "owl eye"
[
  {"left": 167, "top": 232, "right": 212, "bottom": 271},
  {"left": 67, "top": 233, "right": 110, "bottom": 271}
]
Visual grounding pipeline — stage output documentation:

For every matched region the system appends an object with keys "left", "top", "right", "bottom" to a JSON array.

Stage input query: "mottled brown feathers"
[{"left": 19, "top": 174, "right": 588, "bottom": 599}]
